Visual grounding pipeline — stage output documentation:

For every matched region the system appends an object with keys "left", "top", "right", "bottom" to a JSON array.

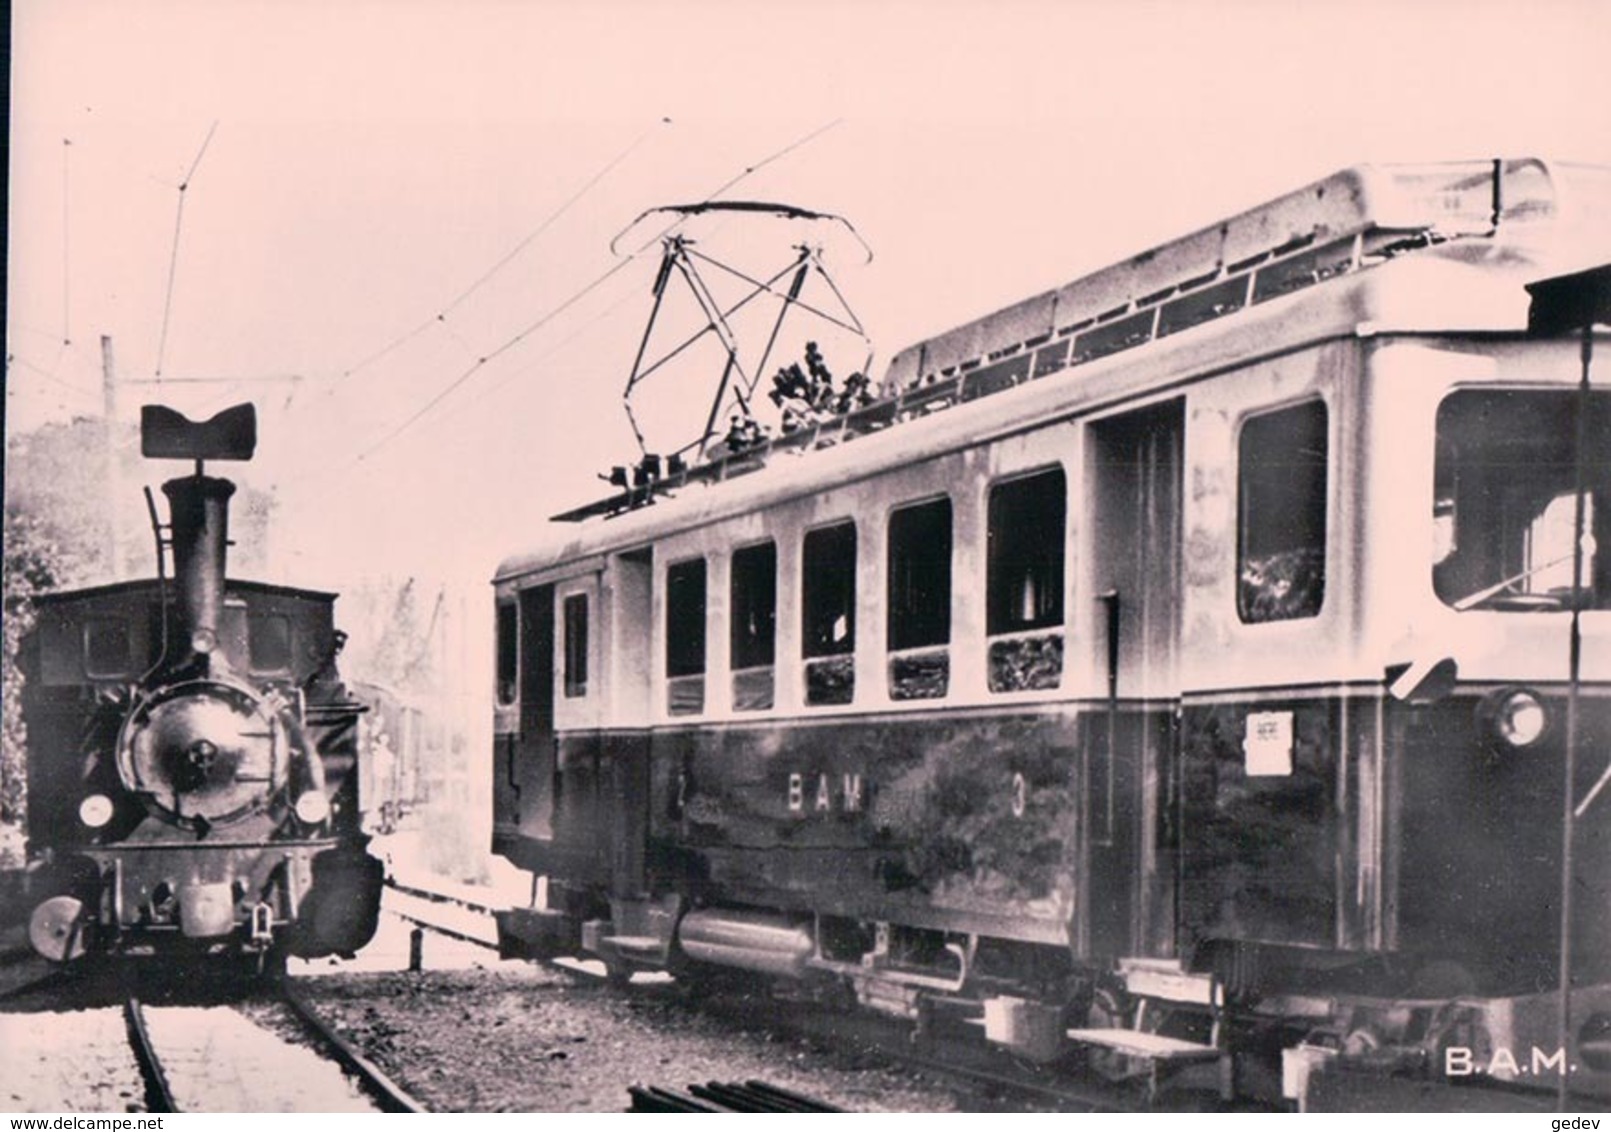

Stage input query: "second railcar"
[{"left": 491, "top": 159, "right": 1611, "bottom": 1104}]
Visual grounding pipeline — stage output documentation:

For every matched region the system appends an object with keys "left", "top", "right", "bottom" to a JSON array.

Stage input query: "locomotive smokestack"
[
  {"left": 162, "top": 473, "right": 236, "bottom": 655},
  {"left": 140, "top": 402, "right": 258, "bottom": 662}
]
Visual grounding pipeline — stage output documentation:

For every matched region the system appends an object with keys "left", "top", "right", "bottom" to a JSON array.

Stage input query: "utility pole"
[{"left": 101, "top": 335, "right": 122, "bottom": 574}]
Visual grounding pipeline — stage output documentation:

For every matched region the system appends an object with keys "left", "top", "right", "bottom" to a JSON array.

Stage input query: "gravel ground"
[{"left": 290, "top": 962, "right": 963, "bottom": 1112}]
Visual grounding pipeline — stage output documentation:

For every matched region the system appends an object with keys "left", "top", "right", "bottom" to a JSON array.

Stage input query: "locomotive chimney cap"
[{"left": 141, "top": 402, "right": 257, "bottom": 462}]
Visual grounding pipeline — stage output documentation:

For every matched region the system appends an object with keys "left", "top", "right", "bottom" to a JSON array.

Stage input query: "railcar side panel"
[
  {"left": 635, "top": 706, "right": 1170, "bottom": 953},
  {"left": 1178, "top": 691, "right": 1368, "bottom": 955}
]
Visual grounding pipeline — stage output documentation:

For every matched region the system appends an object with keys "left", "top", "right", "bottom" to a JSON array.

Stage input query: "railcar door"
[
  {"left": 516, "top": 584, "right": 559, "bottom": 844},
  {"left": 1083, "top": 399, "right": 1183, "bottom": 959}
]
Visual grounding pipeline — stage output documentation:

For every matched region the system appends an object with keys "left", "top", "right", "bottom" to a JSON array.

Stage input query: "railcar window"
[
  {"left": 84, "top": 618, "right": 132, "bottom": 677},
  {"left": 667, "top": 560, "right": 708, "bottom": 675},
  {"left": 888, "top": 499, "right": 952, "bottom": 701},
  {"left": 562, "top": 594, "right": 589, "bottom": 698},
  {"left": 731, "top": 541, "right": 777, "bottom": 711},
  {"left": 888, "top": 500, "right": 952, "bottom": 649},
  {"left": 987, "top": 469, "right": 1066, "bottom": 634},
  {"left": 495, "top": 600, "right": 517, "bottom": 705},
  {"left": 1433, "top": 389, "right": 1611, "bottom": 612},
  {"left": 731, "top": 542, "right": 777, "bottom": 668},
  {"left": 1238, "top": 401, "right": 1328, "bottom": 623},
  {"left": 666, "top": 558, "right": 707, "bottom": 715},
  {"left": 248, "top": 614, "right": 292, "bottom": 672},
  {"left": 803, "top": 521, "right": 856, "bottom": 705}
]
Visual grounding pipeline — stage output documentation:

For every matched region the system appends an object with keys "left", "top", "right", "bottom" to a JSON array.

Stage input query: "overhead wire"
[
  {"left": 154, "top": 120, "right": 219, "bottom": 378},
  {"left": 340, "top": 118, "right": 672, "bottom": 381},
  {"left": 62, "top": 138, "right": 73, "bottom": 346},
  {"left": 6, "top": 349, "right": 100, "bottom": 402},
  {"left": 332, "top": 117, "right": 846, "bottom": 473},
  {"left": 425, "top": 272, "right": 647, "bottom": 434},
  {"left": 344, "top": 253, "right": 640, "bottom": 467},
  {"left": 697, "top": 118, "right": 843, "bottom": 208}
]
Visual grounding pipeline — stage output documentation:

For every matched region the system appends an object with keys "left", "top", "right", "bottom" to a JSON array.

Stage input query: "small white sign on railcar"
[{"left": 1243, "top": 710, "right": 1295, "bottom": 777}]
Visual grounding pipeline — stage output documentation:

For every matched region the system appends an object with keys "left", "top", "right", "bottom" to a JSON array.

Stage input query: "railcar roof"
[
  {"left": 496, "top": 158, "right": 1611, "bottom": 585},
  {"left": 33, "top": 577, "right": 339, "bottom": 605}
]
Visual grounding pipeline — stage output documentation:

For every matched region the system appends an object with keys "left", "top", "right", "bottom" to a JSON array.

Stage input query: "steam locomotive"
[
  {"left": 490, "top": 159, "right": 1611, "bottom": 1106},
  {"left": 18, "top": 403, "right": 383, "bottom": 968}
]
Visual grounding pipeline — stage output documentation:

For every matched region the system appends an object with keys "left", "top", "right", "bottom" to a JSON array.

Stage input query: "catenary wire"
[
  {"left": 330, "top": 118, "right": 845, "bottom": 473},
  {"left": 62, "top": 138, "right": 73, "bottom": 346},
  {"left": 153, "top": 121, "right": 219, "bottom": 378},
  {"left": 339, "top": 118, "right": 671, "bottom": 381}
]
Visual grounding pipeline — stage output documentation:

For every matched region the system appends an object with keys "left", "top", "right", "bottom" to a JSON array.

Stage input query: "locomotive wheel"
[{"left": 28, "top": 896, "right": 90, "bottom": 964}]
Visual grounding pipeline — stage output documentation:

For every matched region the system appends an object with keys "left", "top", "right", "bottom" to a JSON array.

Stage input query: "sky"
[{"left": 8, "top": 0, "right": 1611, "bottom": 596}]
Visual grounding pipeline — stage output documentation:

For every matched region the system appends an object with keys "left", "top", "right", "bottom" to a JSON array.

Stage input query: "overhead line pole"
[{"left": 102, "top": 335, "right": 122, "bottom": 573}]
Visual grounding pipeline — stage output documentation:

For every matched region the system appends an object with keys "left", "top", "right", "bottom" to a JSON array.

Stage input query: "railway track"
[
  {"left": 0, "top": 984, "right": 426, "bottom": 1112},
  {"left": 692, "top": 984, "right": 1139, "bottom": 1113},
  {"left": 383, "top": 877, "right": 502, "bottom": 953},
  {"left": 130, "top": 989, "right": 425, "bottom": 1112},
  {"left": 629, "top": 1079, "right": 845, "bottom": 1112},
  {"left": 389, "top": 876, "right": 1143, "bottom": 1111}
]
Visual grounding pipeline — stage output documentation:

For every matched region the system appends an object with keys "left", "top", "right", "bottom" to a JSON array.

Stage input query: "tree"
[
  {"left": 356, "top": 576, "right": 443, "bottom": 694},
  {"left": 5, "top": 414, "right": 278, "bottom": 584},
  {"left": 1, "top": 509, "right": 67, "bottom": 824},
  {"left": 1, "top": 414, "right": 278, "bottom": 828}
]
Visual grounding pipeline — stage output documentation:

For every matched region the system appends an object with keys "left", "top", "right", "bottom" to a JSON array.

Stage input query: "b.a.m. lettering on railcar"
[{"left": 785, "top": 771, "right": 866, "bottom": 814}]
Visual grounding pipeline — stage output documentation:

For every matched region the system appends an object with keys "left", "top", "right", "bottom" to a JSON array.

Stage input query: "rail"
[
  {"left": 382, "top": 876, "right": 502, "bottom": 953},
  {"left": 280, "top": 980, "right": 427, "bottom": 1113},
  {"left": 124, "top": 998, "right": 178, "bottom": 1113},
  {"left": 628, "top": 1080, "right": 844, "bottom": 1112}
]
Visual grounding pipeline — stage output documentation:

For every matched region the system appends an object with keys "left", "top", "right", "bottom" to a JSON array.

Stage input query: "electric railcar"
[
  {"left": 490, "top": 159, "right": 1611, "bottom": 1106},
  {"left": 19, "top": 404, "right": 384, "bottom": 968}
]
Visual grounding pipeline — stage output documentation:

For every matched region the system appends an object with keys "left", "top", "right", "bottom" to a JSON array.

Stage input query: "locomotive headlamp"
[
  {"left": 1488, "top": 688, "right": 1548, "bottom": 748},
  {"left": 294, "top": 790, "right": 330, "bottom": 825},
  {"left": 190, "top": 628, "right": 218, "bottom": 655},
  {"left": 79, "top": 793, "right": 114, "bottom": 829}
]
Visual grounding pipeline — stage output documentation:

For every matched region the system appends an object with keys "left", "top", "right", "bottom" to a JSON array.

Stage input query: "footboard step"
[
  {"left": 1065, "top": 1028, "right": 1220, "bottom": 1062},
  {"left": 1066, "top": 1029, "right": 1231, "bottom": 1105}
]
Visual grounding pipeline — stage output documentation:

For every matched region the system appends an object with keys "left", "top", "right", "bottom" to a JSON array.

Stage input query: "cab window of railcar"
[
  {"left": 730, "top": 541, "right": 777, "bottom": 711},
  {"left": 1433, "top": 389, "right": 1611, "bottom": 612},
  {"left": 84, "top": 617, "right": 132, "bottom": 678},
  {"left": 888, "top": 498, "right": 952, "bottom": 700},
  {"left": 802, "top": 521, "right": 856, "bottom": 705},
  {"left": 666, "top": 558, "right": 707, "bottom": 715},
  {"left": 495, "top": 600, "right": 518, "bottom": 705},
  {"left": 1237, "top": 401, "right": 1328, "bottom": 623},
  {"left": 562, "top": 594, "right": 589, "bottom": 698},
  {"left": 248, "top": 614, "right": 292, "bottom": 672},
  {"left": 986, "top": 469, "right": 1066, "bottom": 693}
]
